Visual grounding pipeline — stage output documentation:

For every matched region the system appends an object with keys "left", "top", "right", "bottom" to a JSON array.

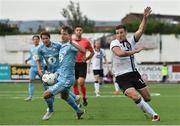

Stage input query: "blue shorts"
[
  {"left": 48, "top": 76, "right": 75, "bottom": 96},
  {"left": 29, "top": 66, "right": 39, "bottom": 80}
]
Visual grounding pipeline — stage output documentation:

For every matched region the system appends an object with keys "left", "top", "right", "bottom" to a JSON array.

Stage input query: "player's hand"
[
  {"left": 135, "top": 46, "right": 145, "bottom": 53},
  {"left": 144, "top": 6, "right": 152, "bottom": 18},
  {"left": 82, "top": 57, "right": 87, "bottom": 62},
  {"left": 38, "top": 69, "right": 43, "bottom": 77},
  {"left": 25, "top": 60, "right": 28, "bottom": 64}
]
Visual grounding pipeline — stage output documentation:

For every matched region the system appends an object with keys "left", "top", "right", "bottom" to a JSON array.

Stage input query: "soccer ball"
[{"left": 42, "top": 72, "right": 58, "bottom": 86}]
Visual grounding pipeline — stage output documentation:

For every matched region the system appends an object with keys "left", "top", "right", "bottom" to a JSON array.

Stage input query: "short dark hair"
[
  {"left": 74, "top": 25, "right": 82, "bottom": 29},
  {"left": 60, "top": 26, "right": 73, "bottom": 35},
  {"left": 115, "top": 25, "right": 127, "bottom": 31},
  {"left": 40, "top": 31, "right": 50, "bottom": 38},
  {"left": 32, "top": 35, "right": 40, "bottom": 39}
]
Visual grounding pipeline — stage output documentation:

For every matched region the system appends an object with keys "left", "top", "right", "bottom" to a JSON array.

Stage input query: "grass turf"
[{"left": 0, "top": 83, "right": 180, "bottom": 125}]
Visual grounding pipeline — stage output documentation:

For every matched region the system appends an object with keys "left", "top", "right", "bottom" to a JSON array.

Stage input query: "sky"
[{"left": 0, "top": 0, "right": 180, "bottom": 21}]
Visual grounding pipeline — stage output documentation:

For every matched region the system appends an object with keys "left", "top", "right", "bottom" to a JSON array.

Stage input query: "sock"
[
  {"left": 94, "top": 82, "right": 100, "bottom": 94},
  {"left": 73, "top": 83, "right": 80, "bottom": 95},
  {"left": 80, "top": 84, "right": 86, "bottom": 98},
  {"left": 136, "top": 98, "right": 157, "bottom": 117},
  {"left": 45, "top": 96, "right": 54, "bottom": 112},
  {"left": 114, "top": 82, "right": 120, "bottom": 91},
  {"left": 28, "top": 83, "right": 34, "bottom": 97},
  {"left": 66, "top": 95, "right": 81, "bottom": 113}
]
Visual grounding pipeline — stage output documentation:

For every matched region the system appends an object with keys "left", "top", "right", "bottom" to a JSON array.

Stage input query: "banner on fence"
[{"left": 0, "top": 64, "right": 10, "bottom": 80}]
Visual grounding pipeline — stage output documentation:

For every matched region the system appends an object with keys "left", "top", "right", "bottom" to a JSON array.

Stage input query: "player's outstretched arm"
[
  {"left": 83, "top": 41, "right": 94, "bottom": 62},
  {"left": 134, "top": 6, "right": 152, "bottom": 41},
  {"left": 87, "top": 60, "right": 91, "bottom": 73},
  {"left": 70, "top": 41, "right": 86, "bottom": 53},
  {"left": 104, "top": 56, "right": 109, "bottom": 70},
  {"left": 112, "top": 46, "right": 144, "bottom": 57},
  {"left": 83, "top": 50, "right": 94, "bottom": 62}
]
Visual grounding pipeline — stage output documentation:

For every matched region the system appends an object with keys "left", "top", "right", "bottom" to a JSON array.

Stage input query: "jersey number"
[{"left": 59, "top": 54, "right": 64, "bottom": 63}]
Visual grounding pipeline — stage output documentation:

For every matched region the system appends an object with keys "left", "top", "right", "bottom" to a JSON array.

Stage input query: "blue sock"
[
  {"left": 69, "top": 91, "right": 76, "bottom": 100},
  {"left": 45, "top": 96, "right": 54, "bottom": 112},
  {"left": 28, "top": 83, "right": 34, "bottom": 97},
  {"left": 66, "top": 95, "right": 80, "bottom": 113}
]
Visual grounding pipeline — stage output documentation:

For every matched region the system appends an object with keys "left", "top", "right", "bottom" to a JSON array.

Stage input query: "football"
[{"left": 42, "top": 72, "right": 58, "bottom": 86}]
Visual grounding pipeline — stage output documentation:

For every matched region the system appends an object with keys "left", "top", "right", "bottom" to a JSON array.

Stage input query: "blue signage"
[{"left": 0, "top": 64, "right": 10, "bottom": 80}]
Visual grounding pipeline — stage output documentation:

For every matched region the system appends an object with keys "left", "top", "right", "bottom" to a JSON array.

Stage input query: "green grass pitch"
[{"left": 0, "top": 83, "right": 180, "bottom": 125}]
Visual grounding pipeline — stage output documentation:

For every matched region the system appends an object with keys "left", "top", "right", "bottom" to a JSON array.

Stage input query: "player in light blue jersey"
[
  {"left": 43, "top": 26, "right": 85, "bottom": 119},
  {"left": 24, "top": 35, "right": 44, "bottom": 101},
  {"left": 36, "top": 31, "right": 80, "bottom": 120},
  {"left": 36, "top": 31, "right": 60, "bottom": 120},
  {"left": 37, "top": 33, "right": 61, "bottom": 75}
]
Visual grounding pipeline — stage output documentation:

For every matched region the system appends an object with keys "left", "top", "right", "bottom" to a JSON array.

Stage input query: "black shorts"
[
  {"left": 75, "top": 62, "right": 87, "bottom": 80},
  {"left": 93, "top": 69, "right": 104, "bottom": 77},
  {"left": 115, "top": 71, "right": 146, "bottom": 93}
]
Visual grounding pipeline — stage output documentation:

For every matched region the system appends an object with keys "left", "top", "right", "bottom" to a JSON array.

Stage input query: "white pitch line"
[
  {"left": 0, "top": 91, "right": 28, "bottom": 93},
  {"left": 0, "top": 90, "right": 162, "bottom": 96},
  {"left": 0, "top": 93, "right": 161, "bottom": 99},
  {"left": 150, "top": 93, "right": 160, "bottom": 96},
  {"left": 0, "top": 91, "right": 116, "bottom": 94}
]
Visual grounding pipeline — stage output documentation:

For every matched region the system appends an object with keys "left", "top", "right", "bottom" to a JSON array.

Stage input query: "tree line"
[
  {"left": 124, "top": 17, "right": 180, "bottom": 35},
  {"left": 0, "top": 1, "right": 179, "bottom": 35}
]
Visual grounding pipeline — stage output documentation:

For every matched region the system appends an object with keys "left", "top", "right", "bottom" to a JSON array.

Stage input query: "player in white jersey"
[
  {"left": 110, "top": 7, "right": 160, "bottom": 121},
  {"left": 89, "top": 40, "right": 108, "bottom": 96}
]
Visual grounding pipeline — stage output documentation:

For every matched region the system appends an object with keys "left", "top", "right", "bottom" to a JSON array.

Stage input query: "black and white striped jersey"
[
  {"left": 91, "top": 48, "right": 106, "bottom": 70},
  {"left": 110, "top": 36, "right": 138, "bottom": 77}
]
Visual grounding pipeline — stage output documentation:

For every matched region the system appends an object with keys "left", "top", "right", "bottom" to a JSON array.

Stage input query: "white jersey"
[
  {"left": 91, "top": 48, "right": 106, "bottom": 70},
  {"left": 110, "top": 36, "right": 137, "bottom": 77}
]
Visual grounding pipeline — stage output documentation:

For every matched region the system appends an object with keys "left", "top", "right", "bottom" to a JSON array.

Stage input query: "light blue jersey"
[
  {"left": 57, "top": 42, "right": 78, "bottom": 78},
  {"left": 37, "top": 42, "right": 61, "bottom": 73},
  {"left": 49, "top": 42, "right": 78, "bottom": 95},
  {"left": 26, "top": 45, "right": 41, "bottom": 67},
  {"left": 47, "top": 42, "right": 82, "bottom": 115},
  {"left": 26, "top": 44, "right": 45, "bottom": 98},
  {"left": 26, "top": 45, "right": 44, "bottom": 80},
  {"left": 37, "top": 42, "right": 61, "bottom": 113}
]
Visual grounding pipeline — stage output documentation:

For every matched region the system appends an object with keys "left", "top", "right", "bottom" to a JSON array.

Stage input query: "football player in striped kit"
[
  {"left": 90, "top": 40, "right": 108, "bottom": 96},
  {"left": 110, "top": 7, "right": 160, "bottom": 121}
]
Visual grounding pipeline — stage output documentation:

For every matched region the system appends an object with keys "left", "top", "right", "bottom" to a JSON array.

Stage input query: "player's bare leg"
[
  {"left": 113, "top": 82, "right": 120, "bottom": 95},
  {"left": 138, "top": 87, "right": 151, "bottom": 102},
  {"left": 125, "top": 87, "right": 160, "bottom": 121}
]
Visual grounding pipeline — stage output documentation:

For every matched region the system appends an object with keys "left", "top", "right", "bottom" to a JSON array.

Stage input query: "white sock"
[
  {"left": 114, "top": 82, "right": 120, "bottom": 91},
  {"left": 137, "top": 98, "right": 157, "bottom": 117},
  {"left": 94, "top": 83, "right": 100, "bottom": 94}
]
